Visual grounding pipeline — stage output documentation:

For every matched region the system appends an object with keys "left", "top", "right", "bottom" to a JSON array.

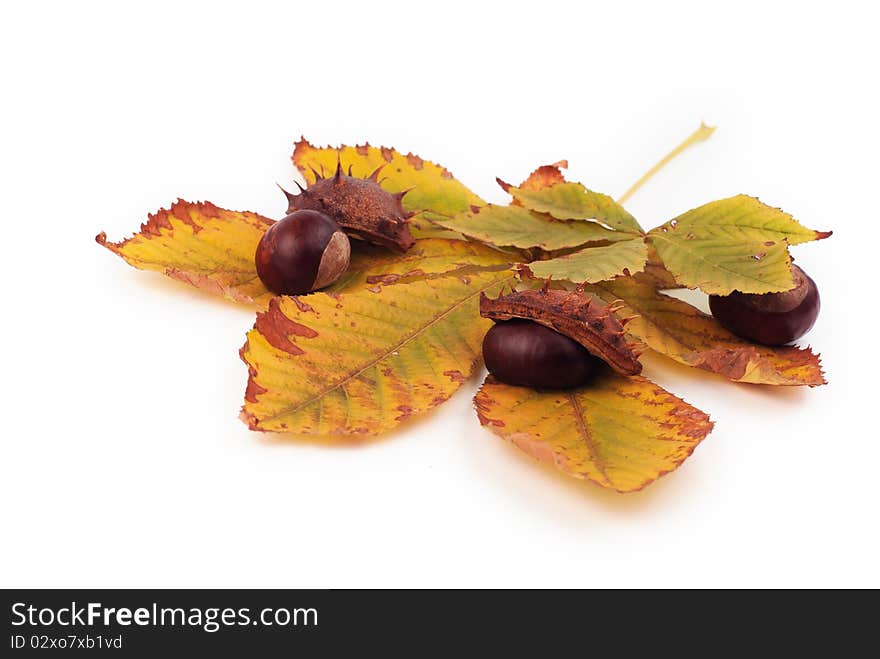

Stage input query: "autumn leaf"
[
  {"left": 99, "top": 199, "right": 508, "bottom": 306},
  {"left": 519, "top": 238, "right": 648, "bottom": 284},
  {"left": 241, "top": 264, "right": 515, "bottom": 436},
  {"left": 639, "top": 243, "right": 680, "bottom": 289},
  {"left": 587, "top": 277, "right": 825, "bottom": 386},
  {"left": 514, "top": 160, "right": 569, "bottom": 192},
  {"left": 97, "top": 200, "right": 276, "bottom": 306},
  {"left": 292, "top": 138, "right": 483, "bottom": 238},
  {"left": 499, "top": 179, "right": 643, "bottom": 234},
  {"left": 432, "top": 204, "right": 625, "bottom": 251},
  {"left": 332, "top": 239, "right": 513, "bottom": 292},
  {"left": 647, "top": 195, "right": 831, "bottom": 295},
  {"left": 474, "top": 374, "right": 713, "bottom": 493}
]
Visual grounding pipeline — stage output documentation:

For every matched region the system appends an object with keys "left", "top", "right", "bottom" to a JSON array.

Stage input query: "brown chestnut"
[
  {"left": 709, "top": 265, "right": 820, "bottom": 346},
  {"left": 255, "top": 210, "right": 350, "bottom": 295},
  {"left": 483, "top": 319, "right": 603, "bottom": 389}
]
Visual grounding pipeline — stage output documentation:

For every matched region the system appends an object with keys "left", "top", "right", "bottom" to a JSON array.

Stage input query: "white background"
[{"left": 2, "top": 1, "right": 877, "bottom": 588}]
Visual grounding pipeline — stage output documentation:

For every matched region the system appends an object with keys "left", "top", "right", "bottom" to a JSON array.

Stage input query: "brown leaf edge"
[
  {"left": 498, "top": 160, "right": 569, "bottom": 197},
  {"left": 293, "top": 137, "right": 465, "bottom": 185}
]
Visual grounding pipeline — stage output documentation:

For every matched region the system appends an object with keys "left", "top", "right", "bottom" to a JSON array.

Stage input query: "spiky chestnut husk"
[
  {"left": 281, "top": 162, "right": 415, "bottom": 253},
  {"left": 483, "top": 319, "right": 603, "bottom": 389},
  {"left": 709, "top": 265, "right": 820, "bottom": 346},
  {"left": 255, "top": 210, "right": 350, "bottom": 295},
  {"left": 480, "top": 285, "right": 643, "bottom": 379}
]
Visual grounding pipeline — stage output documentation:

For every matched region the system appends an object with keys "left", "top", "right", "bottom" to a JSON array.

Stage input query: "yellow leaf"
[
  {"left": 100, "top": 200, "right": 506, "bottom": 307},
  {"left": 587, "top": 278, "right": 826, "bottom": 386},
  {"left": 639, "top": 243, "right": 680, "bottom": 289},
  {"left": 503, "top": 181, "right": 643, "bottom": 233},
  {"left": 292, "top": 138, "right": 484, "bottom": 238},
  {"left": 332, "top": 239, "right": 513, "bottom": 292},
  {"left": 432, "top": 204, "right": 625, "bottom": 251},
  {"left": 647, "top": 195, "right": 832, "bottom": 295},
  {"left": 97, "top": 200, "right": 275, "bottom": 306},
  {"left": 474, "top": 374, "right": 713, "bottom": 493},
  {"left": 241, "top": 267, "right": 516, "bottom": 436},
  {"left": 520, "top": 238, "right": 648, "bottom": 284}
]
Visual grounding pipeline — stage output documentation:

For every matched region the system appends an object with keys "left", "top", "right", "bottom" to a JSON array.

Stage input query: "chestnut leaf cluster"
[{"left": 96, "top": 129, "right": 830, "bottom": 494}]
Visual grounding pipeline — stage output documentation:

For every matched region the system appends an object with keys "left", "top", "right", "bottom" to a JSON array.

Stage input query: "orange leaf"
[
  {"left": 475, "top": 374, "right": 713, "bottom": 493},
  {"left": 515, "top": 160, "right": 569, "bottom": 192},
  {"left": 587, "top": 278, "right": 825, "bottom": 386}
]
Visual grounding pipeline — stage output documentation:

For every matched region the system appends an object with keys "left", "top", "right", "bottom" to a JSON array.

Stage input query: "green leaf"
[
  {"left": 520, "top": 238, "right": 648, "bottom": 284},
  {"left": 647, "top": 195, "right": 831, "bottom": 295},
  {"left": 432, "top": 204, "right": 626, "bottom": 251},
  {"left": 504, "top": 181, "right": 643, "bottom": 233}
]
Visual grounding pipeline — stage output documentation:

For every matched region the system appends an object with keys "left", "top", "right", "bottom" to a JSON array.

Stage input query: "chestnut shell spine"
[
  {"left": 281, "top": 161, "right": 415, "bottom": 253},
  {"left": 255, "top": 209, "right": 350, "bottom": 295},
  {"left": 483, "top": 319, "right": 602, "bottom": 389},
  {"left": 479, "top": 287, "right": 642, "bottom": 376},
  {"left": 709, "top": 265, "right": 820, "bottom": 346}
]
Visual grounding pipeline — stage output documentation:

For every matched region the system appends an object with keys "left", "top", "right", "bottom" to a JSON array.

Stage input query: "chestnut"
[
  {"left": 708, "top": 265, "right": 820, "bottom": 346},
  {"left": 255, "top": 210, "right": 351, "bottom": 295},
  {"left": 483, "top": 319, "right": 603, "bottom": 389}
]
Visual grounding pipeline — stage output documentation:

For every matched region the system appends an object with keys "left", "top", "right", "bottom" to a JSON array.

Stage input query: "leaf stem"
[{"left": 617, "top": 122, "right": 716, "bottom": 205}]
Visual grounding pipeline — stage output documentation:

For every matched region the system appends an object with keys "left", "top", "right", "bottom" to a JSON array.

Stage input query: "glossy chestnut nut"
[
  {"left": 255, "top": 210, "right": 351, "bottom": 295},
  {"left": 483, "top": 319, "right": 602, "bottom": 389},
  {"left": 709, "top": 265, "right": 820, "bottom": 346}
]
